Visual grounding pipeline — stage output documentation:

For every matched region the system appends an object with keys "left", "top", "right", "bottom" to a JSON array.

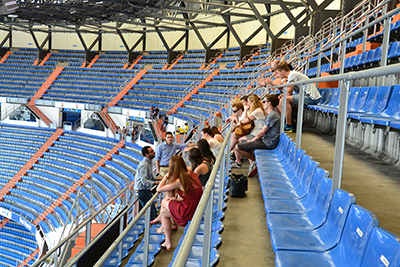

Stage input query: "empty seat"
[{"left": 275, "top": 205, "right": 379, "bottom": 267}]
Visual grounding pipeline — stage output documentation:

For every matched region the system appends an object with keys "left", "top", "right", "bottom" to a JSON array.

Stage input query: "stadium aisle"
[{"left": 218, "top": 162, "right": 276, "bottom": 266}]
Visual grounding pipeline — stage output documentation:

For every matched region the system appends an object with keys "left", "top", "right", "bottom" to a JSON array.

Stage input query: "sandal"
[
  {"left": 171, "top": 222, "right": 178, "bottom": 231},
  {"left": 150, "top": 220, "right": 161, "bottom": 225},
  {"left": 156, "top": 227, "right": 165, "bottom": 234},
  {"left": 161, "top": 242, "right": 172, "bottom": 251}
]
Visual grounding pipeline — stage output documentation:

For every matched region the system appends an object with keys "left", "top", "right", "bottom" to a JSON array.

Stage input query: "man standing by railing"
[
  {"left": 135, "top": 146, "right": 161, "bottom": 221},
  {"left": 156, "top": 132, "right": 195, "bottom": 177},
  {"left": 274, "top": 61, "right": 321, "bottom": 132}
]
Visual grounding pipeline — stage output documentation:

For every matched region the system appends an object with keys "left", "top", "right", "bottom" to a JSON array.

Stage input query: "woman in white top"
[
  {"left": 231, "top": 94, "right": 266, "bottom": 168},
  {"left": 201, "top": 128, "right": 222, "bottom": 157}
]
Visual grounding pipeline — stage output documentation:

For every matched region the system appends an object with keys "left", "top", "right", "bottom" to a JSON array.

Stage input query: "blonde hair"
[{"left": 248, "top": 94, "right": 266, "bottom": 116}]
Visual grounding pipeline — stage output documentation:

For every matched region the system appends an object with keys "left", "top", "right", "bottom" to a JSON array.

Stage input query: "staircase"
[
  {"left": 203, "top": 54, "right": 223, "bottom": 70},
  {"left": 25, "top": 104, "right": 53, "bottom": 126},
  {"left": 98, "top": 109, "right": 118, "bottom": 134},
  {"left": 169, "top": 69, "right": 219, "bottom": 114},
  {"left": 128, "top": 55, "right": 143, "bottom": 69},
  {"left": 87, "top": 55, "right": 100, "bottom": 68},
  {"left": 0, "top": 51, "right": 11, "bottom": 64},
  {"left": 0, "top": 129, "right": 63, "bottom": 201},
  {"left": 38, "top": 53, "right": 52, "bottom": 66},
  {"left": 99, "top": 69, "right": 147, "bottom": 134},
  {"left": 107, "top": 69, "right": 147, "bottom": 107},
  {"left": 167, "top": 55, "right": 184, "bottom": 70},
  {"left": 29, "top": 66, "right": 63, "bottom": 105}
]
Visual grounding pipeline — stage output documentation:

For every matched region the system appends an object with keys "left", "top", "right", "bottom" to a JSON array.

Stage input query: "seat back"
[
  {"left": 373, "top": 47, "right": 382, "bottom": 62},
  {"left": 310, "top": 176, "right": 333, "bottom": 222},
  {"left": 337, "top": 205, "right": 379, "bottom": 267},
  {"left": 359, "top": 86, "right": 379, "bottom": 113},
  {"left": 363, "top": 50, "right": 375, "bottom": 64},
  {"left": 367, "top": 86, "right": 392, "bottom": 115},
  {"left": 303, "top": 165, "right": 327, "bottom": 200},
  {"left": 327, "top": 88, "right": 340, "bottom": 107},
  {"left": 319, "top": 189, "right": 357, "bottom": 242},
  {"left": 360, "top": 227, "right": 400, "bottom": 267},
  {"left": 388, "top": 41, "right": 400, "bottom": 58},
  {"left": 351, "top": 87, "right": 370, "bottom": 111},
  {"left": 348, "top": 87, "right": 361, "bottom": 110},
  {"left": 321, "top": 88, "right": 336, "bottom": 106},
  {"left": 381, "top": 85, "right": 400, "bottom": 118}
]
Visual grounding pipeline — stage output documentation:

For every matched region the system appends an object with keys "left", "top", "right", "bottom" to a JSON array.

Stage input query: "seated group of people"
[
  {"left": 133, "top": 61, "right": 322, "bottom": 251},
  {"left": 135, "top": 131, "right": 220, "bottom": 251}
]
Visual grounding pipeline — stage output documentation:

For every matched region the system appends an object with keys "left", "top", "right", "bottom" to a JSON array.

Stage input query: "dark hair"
[
  {"left": 240, "top": 95, "right": 249, "bottom": 101},
  {"left": 188, "top": 147, "right": 204, "bottom": 173},
  {"left": 141, "top": 146, "right": 152, "bottom": 156},
  {"left": 197, "top": 139, "right": 215, "bottom": 164},
  {"left": 210, "top": 126, "right": 221, "bottom": 137},
  {"left": 274, "top": 61, "right": 290, "bottom": 72},
  {"left": 266, "top": 94, "right": 279, "bottom": 108},
  {"left": 201, "top": 127, "right": 213, "bottom": 136},
  {"left": 232, "top": 102, "right": 244, "bottom": 111},
  {"left": 165, "top": 131, "right": 173, "bottom": 137}
]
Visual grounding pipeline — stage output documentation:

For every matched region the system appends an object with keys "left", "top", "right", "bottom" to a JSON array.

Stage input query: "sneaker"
[
  {"left": 231, "top": 162, "right": 242, "bottom": 168},
  {"left": 249, "top": 161, "right": 257, "bottom": 172},
  {"left": 284, "top": 124, "right": 293, "bottom": 133},
  {"left": 230, "top": 152, "right": 236, "bottom": 161},
  {"left": 248, "top": 166, "right": 258, "bottom": 177}
]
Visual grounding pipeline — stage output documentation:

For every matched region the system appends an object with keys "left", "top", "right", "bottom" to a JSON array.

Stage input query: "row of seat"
[
  {"left": 308, "top": 86, "right": 400, "bottom": 129},
  {"left": 254, "top": 134, "right": 400, "bottom": 266}
]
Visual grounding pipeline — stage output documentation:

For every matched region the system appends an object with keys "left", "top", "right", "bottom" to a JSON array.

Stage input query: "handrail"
[
  {"left": 269, "top": 62, "right": 400, "bottom": 90},
  {"left": 31, "top": 186, "right": 133, "bottom": 267},
  {"left": 93, "top": 191, "right": 160, "bottom": 266},
  {"left": 311, "top": 1, "right": 397, "bottom": 57},
  {"left": 172, "top": 121, "right": 233, "bottom": 267}
]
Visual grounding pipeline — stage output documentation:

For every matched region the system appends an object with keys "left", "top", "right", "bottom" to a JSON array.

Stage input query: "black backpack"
[{"left": 230, "top": 173, "right": 248, "bottom": 198}]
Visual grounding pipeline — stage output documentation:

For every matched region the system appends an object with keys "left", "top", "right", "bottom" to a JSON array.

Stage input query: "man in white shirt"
[{"left": 274, "top": 61, "right": 321, "bottom": 132}]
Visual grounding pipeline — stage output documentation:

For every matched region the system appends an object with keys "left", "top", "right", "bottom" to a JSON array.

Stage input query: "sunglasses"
[
  {"left": 263, "top": 100, "right": 269, "bottom": 103},
  {"left": 232, "top": 109, "right": 239, "bottom": 113}
]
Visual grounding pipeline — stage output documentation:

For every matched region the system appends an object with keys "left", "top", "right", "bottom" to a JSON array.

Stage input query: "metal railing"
[
  {"left": 31, "top": 186, "right": 134, "bottom": 267},
  {"left": 172, "top": 121, "right": 232, "bottom": 267},
  {"left": 271, "top": 61, "right": 400, "bottom": 198}
]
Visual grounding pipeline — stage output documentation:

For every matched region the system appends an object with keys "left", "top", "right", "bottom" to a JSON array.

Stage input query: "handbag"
[
  {"left": 234, "top": 121, "right": 255, "bottom": 137},
  {"left": 230, "top": 173, "right": 248, "bottom": 198}
]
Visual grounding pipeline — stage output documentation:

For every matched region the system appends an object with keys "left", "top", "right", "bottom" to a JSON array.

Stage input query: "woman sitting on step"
[{"left": 156, "top": 155, "right": 203, "bottom": 251}]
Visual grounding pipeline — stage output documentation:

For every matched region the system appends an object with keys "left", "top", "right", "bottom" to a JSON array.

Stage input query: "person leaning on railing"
[
  {"left": 155, "top": 155, "right": 203, "bottom": 251},
  {"left": 274, "top": 61, "right": 321, "bottom": 133},
  {"left": 236, "top": 94, "right": 281, "bottom": 177}
]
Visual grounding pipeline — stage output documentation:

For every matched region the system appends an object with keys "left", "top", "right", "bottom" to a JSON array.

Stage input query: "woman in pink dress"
[{"left": 156, "top": 155, "right": 203, "bottom": 251}]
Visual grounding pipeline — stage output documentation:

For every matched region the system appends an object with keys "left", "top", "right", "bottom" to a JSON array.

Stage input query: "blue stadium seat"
[
  {"left": 358, "top": 85, "right": 400, "bottom": 125},
  {"left": 359, "top": 227, "right": 400, "bottom": 267},
  {"left": 275, "top": 205, "right": 379, "bottom": 267},
  {"left": 263, "top": 168, "right": 331, "bottom": 214},
  {"left": 267, "top": 189, "right": 356, "bottom": 231}
]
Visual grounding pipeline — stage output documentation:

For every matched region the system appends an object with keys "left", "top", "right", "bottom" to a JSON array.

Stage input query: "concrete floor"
[{"left": 122, "top": 125, "right": 400, "bottom": 266}]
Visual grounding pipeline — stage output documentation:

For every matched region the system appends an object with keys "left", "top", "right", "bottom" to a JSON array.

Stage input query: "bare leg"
[
  {"left": 234, "top": 144, "right": 241, "bottom": 163},
  {"left": 159, "top": 199, "right": 173, "bottom": 249},
  {"left": 286, "top": 101, "right": 292, "bottom": 126},
  {"left": 237, "top": 148, "right": 256, "bottom": 162},
  {"left": 230, "top": 132, "right": 239, "bottom": 152}
]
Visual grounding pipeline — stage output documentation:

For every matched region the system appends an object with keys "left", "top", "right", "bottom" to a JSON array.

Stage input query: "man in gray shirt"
[{"left": 134, "top": 146, "right": 161, "bottom": 220}]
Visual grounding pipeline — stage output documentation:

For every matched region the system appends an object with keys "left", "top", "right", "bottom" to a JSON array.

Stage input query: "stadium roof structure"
[{"left": 0, "top": 0, "right": 321, "bottom": 34}]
